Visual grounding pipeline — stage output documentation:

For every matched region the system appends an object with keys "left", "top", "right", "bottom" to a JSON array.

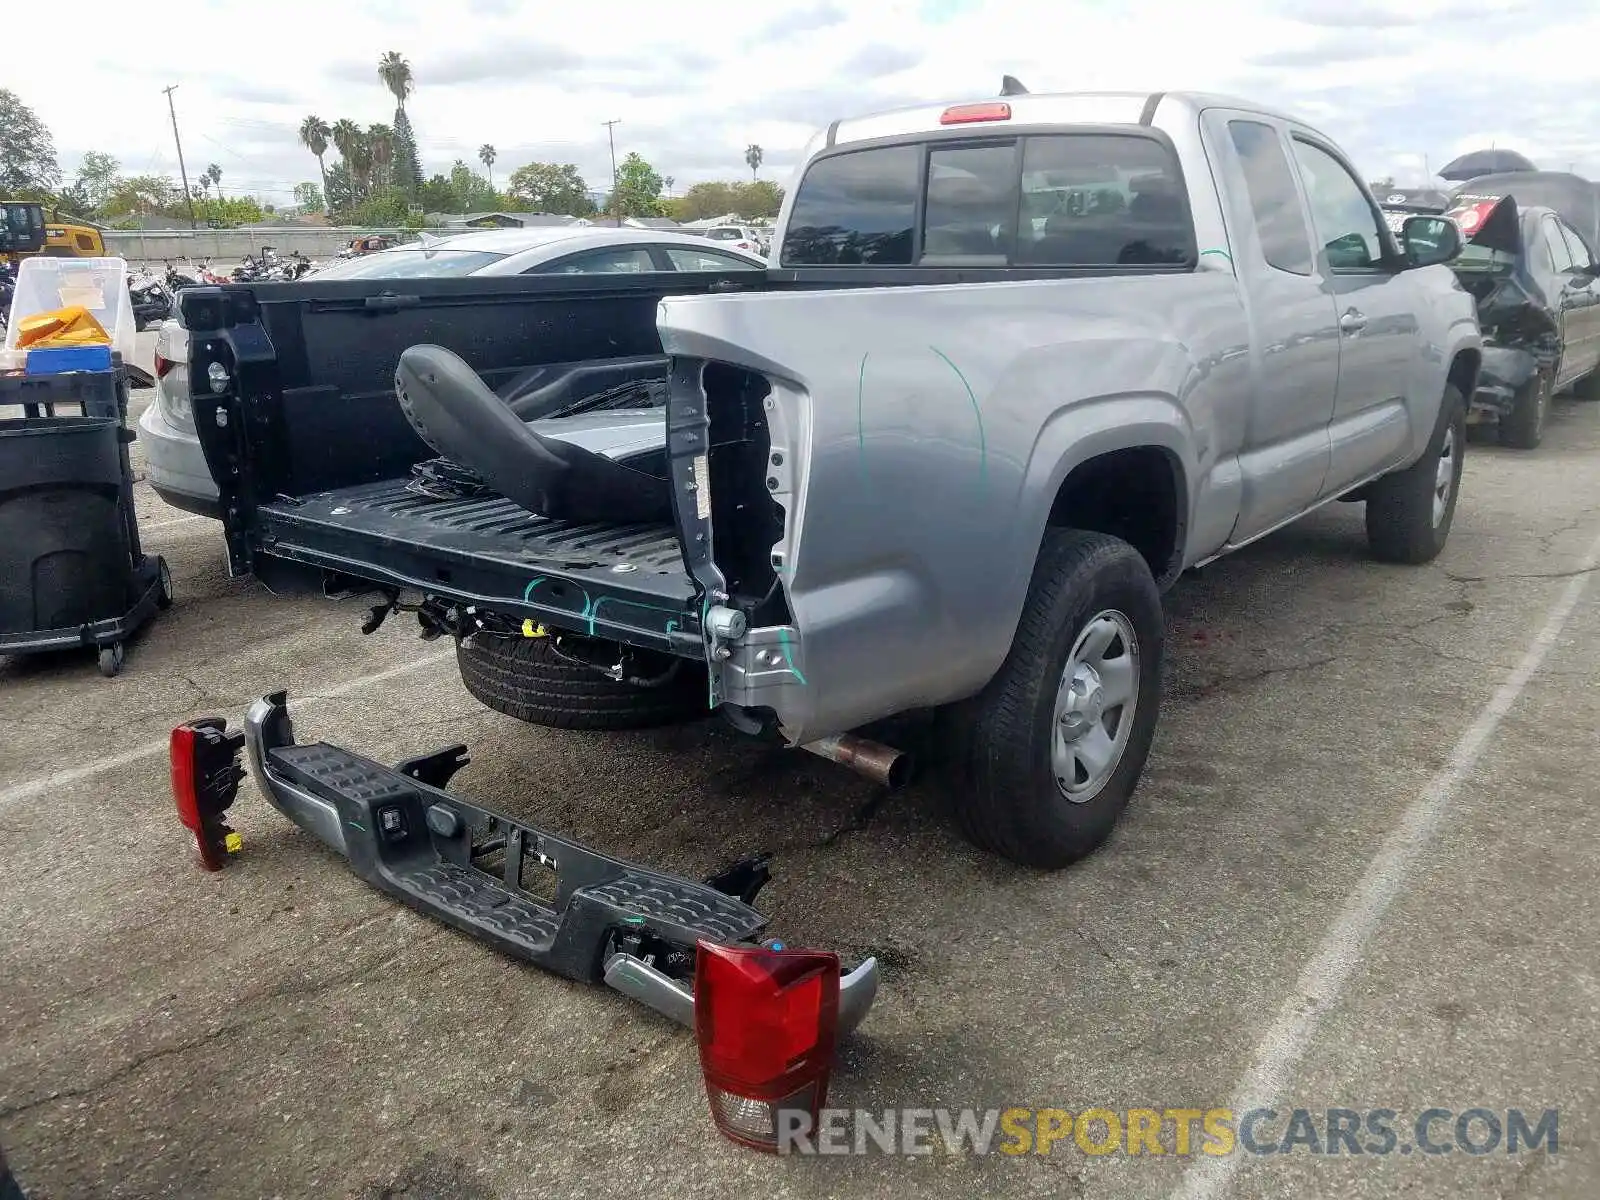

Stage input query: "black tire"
[
  {"left": 155, "top": 557, "right": 174, "bottom": 609},
  {"left": 947, "top": 529, "right": 1164, "bottom": 869},
  {"left": 1497, "top": 372, "right": 1550, "bottom": 449},
  {"left": 455, "top": 632, "right": 706, "bottom": 731},
  {"left": 1571, "top": 368, "right": 1600, "bottom": 402},
  {"left": 1365, "top": 384, "right": 1466, "bottom": 565}
]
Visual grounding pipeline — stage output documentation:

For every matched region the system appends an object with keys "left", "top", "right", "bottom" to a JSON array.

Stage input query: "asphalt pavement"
[{"left": 1, "top": 333, "right": 1596, "bottom": 1198}]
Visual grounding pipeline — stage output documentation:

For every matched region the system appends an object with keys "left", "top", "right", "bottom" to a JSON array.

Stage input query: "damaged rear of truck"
[{"left": 1446, "top": 177, "right": 1600, "bottom": 448}]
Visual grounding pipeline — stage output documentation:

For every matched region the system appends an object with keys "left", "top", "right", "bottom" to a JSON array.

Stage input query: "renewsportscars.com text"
[{"left": 778, "top": 1106, "right": 1560, "bottom": 1158}]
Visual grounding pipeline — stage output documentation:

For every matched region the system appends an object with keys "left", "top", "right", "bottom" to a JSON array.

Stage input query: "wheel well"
[
  {"left": 1047, "top": 447, "right": 1184, "bottom": 584},
  {"left": 1448, "top": 349, "right": 1481, "bottom": 401}
]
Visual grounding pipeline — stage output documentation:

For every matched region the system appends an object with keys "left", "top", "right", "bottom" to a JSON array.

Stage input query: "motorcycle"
[
  {"left": 127, "top": 268, "right": 173, "bottom": 331},
  {"left": 164, "top": 261, "right": 199, "bottom": 291}
]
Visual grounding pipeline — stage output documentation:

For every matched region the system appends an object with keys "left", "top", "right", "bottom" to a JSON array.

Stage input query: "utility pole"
[
  {"left": 163, "top": 84, "right": 198, "bottom": 231},
  {"left": 602, "top": 119, "right": 621, "bottom": 226}
]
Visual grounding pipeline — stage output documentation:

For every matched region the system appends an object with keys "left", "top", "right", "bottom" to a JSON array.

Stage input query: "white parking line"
[
  {"left": 139, "top": 513, "right": 208, "bottom": 533},
  {"left": 1171, "top": 523, "right": 1600, "bottom": 1200},
  {"left": 0, "top": 649, "right": 455, "bottom": 815}
]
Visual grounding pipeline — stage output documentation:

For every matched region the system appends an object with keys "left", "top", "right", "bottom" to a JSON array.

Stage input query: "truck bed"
[{"left": 257, "top": 479, "right": 698, "bottom": 650}]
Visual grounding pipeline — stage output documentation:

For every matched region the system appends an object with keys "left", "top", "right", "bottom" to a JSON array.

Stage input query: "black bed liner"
[{"left": 258, "top": 480, "right": 700, "bottom": 651}]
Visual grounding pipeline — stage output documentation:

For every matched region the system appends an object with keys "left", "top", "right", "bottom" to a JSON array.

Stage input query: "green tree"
[
  {"left": 675, "top": 178, "right": 784, "bottom": 221},
  {"left": 191, "top": 195, "right": 264, "bottom": 226},
  {"left": 292, "top": 181, "right": 325, "bottom": 213},
  {"left": 609, "top": 151, "right": 664, "bottom": 219},
  {"left": 744, "top": 143, "right": 763, "bottom": 179},
  {"left": 205, "top": 163, "right": 224, "bottom": 200},
  {"left": 325, "top": 160, "right": 359, "bottom": 218},
  {"left": 478, "top": 144, "right": 497, "bottom": 190},
  {"left": 73, "top": 151, "right": 121, "bottom": 212},
  {"left": 378, "top": 51, "right": 420, "bottom": 196},
  {"left": 449, "top": 159, "right": 496, "bottom": 212},
  {"left": 367, "top": 124, "right": 394, "bottom": 190},
  {"left": 505, "top": 161, "right": 594, "bottom": 216},
  {"left": 299, "top": 115, "right": 332, "bottom": 201},
  {"left": 0, "top": 88, "right": 61, "bottom": 195},
  {"left": 418, "top": 173, "right": 458, "bottom": 216},
  {"left": 101, "top": 174, "right": 179, "bottom": 218}
]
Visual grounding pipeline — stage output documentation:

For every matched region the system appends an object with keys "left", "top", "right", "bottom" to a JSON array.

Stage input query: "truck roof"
[{"left": 820, "top": 89, "right": 1321, "bottom": 153}]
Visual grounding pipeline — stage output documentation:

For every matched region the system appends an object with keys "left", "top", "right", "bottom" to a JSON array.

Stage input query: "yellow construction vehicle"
[{"left": 1, "top": 201, "right": 106, "bottom": 265}]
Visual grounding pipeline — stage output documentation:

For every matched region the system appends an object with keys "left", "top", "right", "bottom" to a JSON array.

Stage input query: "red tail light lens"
[
  {"left": 1450, "top": 200, "right": 1498, "bottom": 235},
  {"left": 170, "top": 719, "right": 246, "bottom": 870},
  {"left": 940, "top": 101, "right": 1011, "bottom": 125},
  {"left": 695, "top": 942, "right": 840, "bottom": 1151},
  {"left": 154, "top": 352, "right": 174, "bottom": 379}
]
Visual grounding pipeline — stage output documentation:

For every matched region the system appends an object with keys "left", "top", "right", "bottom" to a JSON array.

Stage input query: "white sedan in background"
[{"left": 139, "top": 227, "right": 767, "bottom": 515}]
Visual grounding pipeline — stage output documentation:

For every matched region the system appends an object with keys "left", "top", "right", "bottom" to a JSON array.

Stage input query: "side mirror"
[{"left": 1402, "top": 215, "right": 1461, "bottom": 268}]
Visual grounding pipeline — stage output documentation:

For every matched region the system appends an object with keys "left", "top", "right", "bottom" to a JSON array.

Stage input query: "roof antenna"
[{"left": 1000, "top": 75, "right": 1029, "bottom": 96}]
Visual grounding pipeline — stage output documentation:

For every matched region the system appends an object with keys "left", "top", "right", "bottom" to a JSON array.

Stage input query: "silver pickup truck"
[{"left": 188, "top": 87, "right": 1480, "bottom": 887}]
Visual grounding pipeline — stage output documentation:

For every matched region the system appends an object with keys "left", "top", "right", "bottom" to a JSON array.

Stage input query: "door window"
[
  {"left": 1290, "top": 138, "right": 1386, "bottom": 270},
  {"left": 1542, "top": 220, "right": 1576, "bottom": 273},
  {"left": 1227, "top": 120, "right": 1314, "bottom": 275},
  {"left": 662, "top": 246, "right": 765, "bottom": 272},
  {"left": 536, "top": 247, "right": 658, "bottom": 274}
]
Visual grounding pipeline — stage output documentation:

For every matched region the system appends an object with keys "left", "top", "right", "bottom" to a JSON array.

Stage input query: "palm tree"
[
  {"left": 299, "top": 115, "right": 332, "bottom": 199},
  {"left": 205, "top": 164, "right": 224, "bottom": 200},
  {"left": 378, "top": 52, "right": 414, "bottom": 110},
  {"left": 744, "top": 144, "right": 763, "bottom": 179},
  {"left": 330, "top": 118, "right": 362, "bottom": 162},
  {"left": 478, "top": 144, "right": 496, "bottom": 191},
  {"left": 368, "top": 124, "right": 395, "bottom": 190}
]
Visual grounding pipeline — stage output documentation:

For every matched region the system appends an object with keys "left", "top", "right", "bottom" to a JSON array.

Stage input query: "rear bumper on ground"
[{"left": 239, "top": 690, "right": 879, "bottom": 1033}]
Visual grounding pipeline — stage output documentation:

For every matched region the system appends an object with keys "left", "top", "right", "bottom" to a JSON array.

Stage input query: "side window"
[
  {"left": 1541, "top": 221, "right": 1575, "bottom": 272},
  {"left": 534, "top": 247, "right": 658, "bottom": 274},
  {"left": 1016, "top": 134, "right": 1194, "bottom": 266},
  {"left": 781, "top": 144, "right": 919, "bottom": 265},
  {"left": 921, "top": 143, "right": 1015, "bottom": 264},
  {"left": 1290, "top": 139, "right": 1386, "bottom": 270},
  {"left": 1227, "top": 120, "right": 1314, "bottom": 275},
  {"left": 1556, "top": 221, "right": 1592, "bottom": 270},
  {"left": 663, "top": 246, "right": 764, "bottom": 272}
]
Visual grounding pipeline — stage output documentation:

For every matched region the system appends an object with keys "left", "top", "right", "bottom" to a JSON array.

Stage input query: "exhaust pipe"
[{"left": 801, "top": 733, "right": 913, "bottom": 790}]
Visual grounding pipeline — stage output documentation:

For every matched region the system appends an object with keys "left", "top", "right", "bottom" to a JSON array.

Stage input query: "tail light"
[
  {"left": 153, "top": 352, "right": 175, "bottom": 379},
  {"left": 1450, "top": 200, "right": 1497, "bottom": 235},
  {"left": 694, "top": 941, "right": 840, "bottom": 1151},
  {"left": 170, "top": 718, "right": 246, "bottom": 870}
]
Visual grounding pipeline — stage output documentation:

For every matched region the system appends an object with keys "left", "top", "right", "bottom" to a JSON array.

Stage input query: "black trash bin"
[{"left": 0, "top": 361, "right": 171, "bottom": 676}]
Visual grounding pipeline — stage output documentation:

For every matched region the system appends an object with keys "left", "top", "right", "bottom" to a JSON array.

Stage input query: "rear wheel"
[
  {"left": 456, "top": 631, "right": 706, "bottom": 731},
  {"left": 1572, "top": 367, "right": 1600, "bottom": 402},
  {"left": 948, "top": 529, "right": 1164, "bottom": 869},
  {"left": 1365, "top": 384, "right": 1466, "bottom": 564},
  {"left": 1498, "top": 371, "right": 1550, "bottom": 450}
]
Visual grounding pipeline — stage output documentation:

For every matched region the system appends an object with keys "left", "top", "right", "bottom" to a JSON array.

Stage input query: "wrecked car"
[
  {"left": 1444, "top": 186, "right": 1600, "bottom": 448},
  {"left": 172, "top": 89, "right": 1479, "bottom": 1142}
]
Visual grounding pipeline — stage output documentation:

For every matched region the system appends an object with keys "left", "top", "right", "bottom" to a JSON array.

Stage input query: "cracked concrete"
[{"left": 2, "top": 339, "right": 1598, "bottom": 1199}]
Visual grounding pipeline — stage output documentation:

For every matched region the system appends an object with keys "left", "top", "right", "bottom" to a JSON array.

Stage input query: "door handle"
[{"left": 1339, "top": 309, "right": 1367, "bottom": 333}]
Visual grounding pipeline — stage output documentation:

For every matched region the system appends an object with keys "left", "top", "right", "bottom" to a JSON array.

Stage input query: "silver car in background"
[{"left": 138, "top": 227, "right": 766, "bottom": 515}]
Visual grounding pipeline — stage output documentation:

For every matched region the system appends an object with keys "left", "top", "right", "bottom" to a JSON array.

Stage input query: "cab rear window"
[{"left": 781, "top": 133, "right": 1195, "bottom": 268}]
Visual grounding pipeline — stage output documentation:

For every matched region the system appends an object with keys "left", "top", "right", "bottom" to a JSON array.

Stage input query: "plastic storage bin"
[{"left": 2, "top": 256, "right": 135, "bottom": 366}]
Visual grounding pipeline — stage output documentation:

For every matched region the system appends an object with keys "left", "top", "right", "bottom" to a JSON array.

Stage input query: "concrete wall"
[{"left": 103, "top": 226, "right": 408, "bottom": 263}]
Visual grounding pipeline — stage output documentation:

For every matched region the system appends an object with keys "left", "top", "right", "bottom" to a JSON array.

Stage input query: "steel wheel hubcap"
[
  {"left": 1052, "top": 610, "right": 1139, "bottom": 803},
  {"left": 1432, "top": 426, "right": 1457, "bottom": 528}
]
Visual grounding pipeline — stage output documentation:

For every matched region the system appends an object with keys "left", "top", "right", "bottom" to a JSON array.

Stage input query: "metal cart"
[{"left": 0, "top": 356, "right": 171, "bottom": 676}]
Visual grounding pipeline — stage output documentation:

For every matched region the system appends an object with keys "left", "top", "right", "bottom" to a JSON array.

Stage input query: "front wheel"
[
  {"left": 948, "top": 529, "right": 1164, "bottom": 869},
  {"left": 1365, "top": 384, "right": 1466, "bottom": 564}
]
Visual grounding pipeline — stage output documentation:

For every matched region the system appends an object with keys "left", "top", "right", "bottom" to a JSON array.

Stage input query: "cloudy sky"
[{"left": 9, "top": 0, "right": 1599, "bottom": 207}]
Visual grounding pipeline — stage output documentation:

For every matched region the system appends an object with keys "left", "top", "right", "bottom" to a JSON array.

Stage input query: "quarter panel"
[{"left": 659, "top": 273, "right": 1250, "bottom": 740}]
